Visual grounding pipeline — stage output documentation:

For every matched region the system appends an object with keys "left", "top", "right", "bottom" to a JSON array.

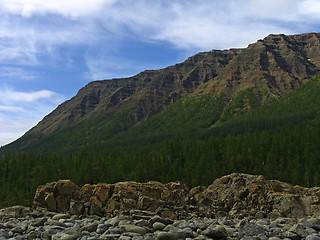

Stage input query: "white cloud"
[
  {"left": 94, "top": 0, "right": 320, "bottom": 50},
  {"left": 0, "top": 88, "right": 64, "bottom": 103},
  {"left": 0, "top": 0, "right": 319, "bottom": 67},
  {"left": 299, "top": 0, "right": 320, "bottom": 16},
  {"left": 0, "top": 0, "right": 117, "bottom": 18},
  {"left": 84, "top": 51, "right": 145, "bottom": 80},
  {"left": 0, "top": 66, "right": 40, "bottom": 81},
  {"left": 0, "top": 105, "right": 23, "bottom": 112},
  {"left": 0, "top": 116, "right": 40, "bottom": 146},
  {"left": 0, "top": 87, "right": 66, "bottom": 146}
]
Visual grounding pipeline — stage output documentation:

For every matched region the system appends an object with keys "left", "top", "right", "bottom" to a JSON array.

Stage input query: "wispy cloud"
[
  {"left": 95, "top": 0, "right": 320, "bottom": 50},
  {"left": 1, "top": 0, "right": 319, "bottom": 66},
  {"left": 0, "top": 88, "right": 62, "bottom": 103},
  {"left": 0, "top": 87, "right": 65, "bottom": 146},
  {"left": 0, "top": 66, "right": 41, "bottom": 81},
  {"left": 1, "top": 0, "right": 116, "bottom": 18},
  {"left": 0, "top": 105, "right": 23, "bottom": 112}
]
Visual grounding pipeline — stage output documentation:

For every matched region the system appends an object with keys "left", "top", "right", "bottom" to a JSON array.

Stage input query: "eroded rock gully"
[{"left": 32, "top": 173, "right": 320, "bottom": 220}]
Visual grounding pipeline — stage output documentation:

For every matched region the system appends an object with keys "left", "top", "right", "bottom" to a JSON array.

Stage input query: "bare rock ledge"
[{"left": 32, "top": 173, "right": 320, "bottom": 220}]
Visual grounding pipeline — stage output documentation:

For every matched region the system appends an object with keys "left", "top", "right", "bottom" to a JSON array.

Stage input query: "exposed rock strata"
[
  {"left": 33, "top": 173, "right": 320, "bottom": 220},
  {"left": 8, "top": 33, "right": 320, "bottom": 153}
]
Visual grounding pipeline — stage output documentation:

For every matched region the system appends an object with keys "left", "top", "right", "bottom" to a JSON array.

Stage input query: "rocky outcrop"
[
  {"left": 194, "top": 173, "right": 320, "bottom": 219},
  {"left": 33, "top": 173, "right": 320, "bottom": 220},
  {"left": 33, "top": 180, "right": 189, "bottom": 220}
]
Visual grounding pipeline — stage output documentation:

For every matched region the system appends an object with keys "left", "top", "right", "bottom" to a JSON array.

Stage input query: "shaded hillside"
[
  {"left": 89, "top": 74, "right": 320, "bottom": 149},
  {"left": 3, "top": 32, "right": 320, "bottom": 153}
]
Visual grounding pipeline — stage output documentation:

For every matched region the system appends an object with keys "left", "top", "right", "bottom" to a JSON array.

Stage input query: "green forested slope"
[{"left": 105, "top": 74, "right": 320, "bottom": 148}]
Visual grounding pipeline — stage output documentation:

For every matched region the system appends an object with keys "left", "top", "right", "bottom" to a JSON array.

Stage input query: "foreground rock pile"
[
  {"left": 33, "top": 173, "right": 320, "bottom": 219},
  {"left": 2, "top": 206, "right": 320, "bottom": 240}
]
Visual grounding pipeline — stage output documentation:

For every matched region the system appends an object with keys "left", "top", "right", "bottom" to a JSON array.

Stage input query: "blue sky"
[{"left": 1, "top": 0, "right": 320, "bottom": 146}]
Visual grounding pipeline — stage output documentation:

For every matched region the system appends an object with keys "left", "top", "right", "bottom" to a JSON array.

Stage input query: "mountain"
[{"left": 3, "top": 32, "right": 320, "bottom": 153}]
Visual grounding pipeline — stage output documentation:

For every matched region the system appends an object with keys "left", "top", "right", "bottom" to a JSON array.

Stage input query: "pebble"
[
  {"left": 152, "top": 222, "right": 166, "bottom": 231},
  {"left": 1, "top": 209, "right": 320, "bottom": 239}
]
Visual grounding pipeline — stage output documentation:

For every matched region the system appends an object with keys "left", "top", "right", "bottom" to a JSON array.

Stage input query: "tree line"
[{"left": 1, "top": 122, "right": 319, "bottom": 208}]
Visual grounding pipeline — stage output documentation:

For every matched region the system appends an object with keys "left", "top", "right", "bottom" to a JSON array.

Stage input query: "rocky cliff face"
[
  {"left": 26, "top": 49, "right": 239, "bottom": 137},
  {"left": 33, "top": 173, "right": 320, "bottom": 220},
  {"left": 7, "top": 32, "right": 320, "bottom": 151}
]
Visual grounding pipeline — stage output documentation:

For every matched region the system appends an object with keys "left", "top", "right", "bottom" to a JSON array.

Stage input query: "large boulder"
[
  {"left": 33, "top": 179, "right": 189, "bottom": 219},
  {"left": 33, "top": 180, "right": 79, "bottom": 213},
  {"left": 196, "top": 173, "right": 320, "bottom": 218},
  {"left": 32, "top": 173, "right": 320, "bottom": 219}
]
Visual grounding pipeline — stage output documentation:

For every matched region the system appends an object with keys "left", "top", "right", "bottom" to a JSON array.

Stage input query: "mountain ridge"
[{"left": 3, "top": 32, "right": 320, "bottom": 153}]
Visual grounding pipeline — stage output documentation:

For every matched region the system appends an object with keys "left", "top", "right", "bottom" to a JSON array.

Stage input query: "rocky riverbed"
[{"left": 1, "top": 206, "right": 320, "bottom": 240}]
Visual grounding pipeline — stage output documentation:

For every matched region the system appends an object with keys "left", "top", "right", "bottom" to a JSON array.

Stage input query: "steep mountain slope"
[
  {"left": 28, "top": 49, "right": 239, "bottom": 136},
  {"left": 3, "top": 32, "right": 320, "bottom": 153},
  {"left": 93, "top": 73, "right": 320, "bottom": 149}
]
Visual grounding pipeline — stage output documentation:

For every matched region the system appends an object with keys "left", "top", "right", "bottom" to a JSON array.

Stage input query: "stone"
[
  {"left": 268, "top": 212, "right": 282, "bottom": 219},
  {"left": 100, "top": 233, "right": 121, "bottom": 239},
  {"left": 69, "top": 200, "right": 84, "bottom": 216},
  {"left": 52, "top": 213, "right": 69, "bottom": 220},
  {"left": 31, "top": 217, "right": 47, "bottom": 227},
  {"left": 289, "top": 223, "right": 309, "bottom": 238},
  {"left": 163, "top": 224, "right": 179, "bottom": 232},
  {"left": 189, "top": 186, "right": 206, "bottom": 196},
  {"left": 55, "top": 180, "right": 79, "bottom": 196},
  {"left": 96, "top": 223, "right": 108, "bottom": 234},
  {"left": 28, "top": 231, "right": 36, "bottom": 240},
  {"left": 242, "top": 223, "right": 266, "bottom": 236},
  {"left": 156, "top": 208, "right": 177, "bottom": 220},
  {"left": 134, "top": 219, "right": 149, "bottom": 227},
  {"left": 153, "top": 222, "right": 166, "bottom": 231},
  {"left": 132, "top": 236, "right": 144, "bottom": 240},
  {"left": 90, "top": 183, "right": 113, "bottom": 208},
  {"left": 177, "top": 228, "right": 194, "bottom": 238},
  {"left": 120, "top": 225, "right": 146, "bottom": 235},
  {"left": 225, "top": 227, "right": 236, "bottom": 236},
  {"left": 149, "top": 215, "right": 173, "bottom": 226},
  {"left": 44, "top": 193, "right": 57, "bottom": 212},
  {"left": 79, "top": 184, "right": 96, "bottom": 202},
  {"left": 157, "top": 231, "right": 179, "bottom": 240},
  {"left": 119, "top": 236, "right": 132, "bottom": 240},
  {"left": 52, "top": 229, "right": 79, "bottom": 240},
  {"left": 285, "top": 230, "right": 300, "bottom": 240},
  {"left": 306, "top": 235, "right": 320, "bottom": 240},
  {"left": 119, "top": 236, "right": 131, "bottom": 240},
  {"left": 80, "top": 222, "right": 98, "bottom": 232},
  {"left": 46, "top": 219, "right": 67, "bottom": 228},
  {"left": 213, "top": 225, "right": 227, "bottom": 235},
  {"left": 11, "top": 226, "right": 24, "bottom": 234},
  {"left": 202, "top": 227, "right": 227, "bottom": 239},
  {"left": 33, "top": 182, "right": 56, "bottom": 209}
]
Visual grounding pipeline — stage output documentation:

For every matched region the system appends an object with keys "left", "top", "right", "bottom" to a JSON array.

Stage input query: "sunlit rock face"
[{"left": 33, "top": 173, "right": 320, "bottom": 219}]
